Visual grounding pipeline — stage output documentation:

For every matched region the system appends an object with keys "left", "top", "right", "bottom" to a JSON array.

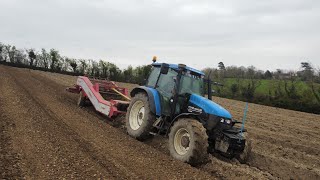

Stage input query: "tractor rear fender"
[{"left": 130, "top": 86, "right": 161, "bottom": 116}]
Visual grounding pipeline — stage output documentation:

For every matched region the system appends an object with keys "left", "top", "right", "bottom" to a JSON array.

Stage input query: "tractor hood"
[{"left": 189, "top": 94, "right": 232, "bottom": 119}]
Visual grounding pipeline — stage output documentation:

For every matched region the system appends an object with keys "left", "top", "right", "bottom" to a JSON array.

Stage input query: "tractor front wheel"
[
  {"left": 126, "top": 93, "right": 156, "bottom": 140},
  {"left": 168, "top": 118, "right": 209, "bottom": 166}
]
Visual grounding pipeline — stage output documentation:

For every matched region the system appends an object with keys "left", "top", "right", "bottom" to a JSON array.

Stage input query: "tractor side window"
[
  {"left": 157, "top": 68, "right": 178, "bottom": 116},
  {"left": 146, "top": 67, "right": 160, "bottom": 88},
  {"left": 180, "top": 73, "right": 204, "bottom": 96},
  {"left": 157, "top": 68, "right": 178, "bottom": 98}
]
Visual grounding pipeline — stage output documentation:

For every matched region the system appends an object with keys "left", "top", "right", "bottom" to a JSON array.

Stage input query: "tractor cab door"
[{"left": 156, "top": 68, "right": 178, "bottom": 116}]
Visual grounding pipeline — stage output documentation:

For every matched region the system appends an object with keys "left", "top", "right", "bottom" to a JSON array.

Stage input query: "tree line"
[
  {"left": 0, "top": 42, "right": 151, "bottom": 84},
  {"left": 1, "top": 42, "right": 319, "bottom": 114}
]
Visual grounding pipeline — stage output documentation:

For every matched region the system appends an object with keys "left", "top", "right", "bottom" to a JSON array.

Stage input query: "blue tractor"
[{"left": 126, "top": 60, "right": 251, "bottom": 165}]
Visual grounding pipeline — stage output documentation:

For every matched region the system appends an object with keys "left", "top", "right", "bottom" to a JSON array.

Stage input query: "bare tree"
[
  {"left": 27, "top": 49, "right": 36, "bottom": 66},
  {"left": 59, "top": 56, "right": 69, "bottom": 72},
  {"left": 49, "top": 49, "right": 60, "bottom": 70},
  {"left": 6, "top": 45, "right": 16, "bottom": 63},
  {"left": 274, "top": 69, "right": 282, "bottom": 80},
  {"left": 40, "top": 48, "right": 49, "bottom": 69},
  {"left": 300, "top": 62, "right": 320, "bottom": 103},
  {"left": 0, "top": 42, "right": 4, "bottom": 61},
  {"left": 246, "top": 66, "right": 256, "bottom": 79},
  {"left": 66, "top": 58, "right": 78, "bottom": 72},
  {"left": 264, "top": 70, "right": 273, "bottom": 79},
  {"left": 300, "top": 62, "right": 313, "bottom": 81},
  {"left": 15, "top": 49, "right": 26, "bottom": 64},
  {"left": 34, "top": 51, "right": 41, "bottom": 67},
  {"left": 99, "top": 60, "right": 109, "bottom": 78},
  {"left": 90, "top": 60, "right": 100, "bottom": 77},
  {"left": 79, "top": 59, "right": 88, "bottom": 74}
]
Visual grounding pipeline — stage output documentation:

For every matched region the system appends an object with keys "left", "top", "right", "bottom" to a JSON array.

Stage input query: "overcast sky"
[{"left": 0, "top": 0, "right": 319, "bottom": 71}]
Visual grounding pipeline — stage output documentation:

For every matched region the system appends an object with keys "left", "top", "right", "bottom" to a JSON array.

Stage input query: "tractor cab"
[
  {"left": 145, "top": 63, "right": 231, "bottom": 121},
  {"left": 146, "top": 63, "right": 205, "bottom": 117}
]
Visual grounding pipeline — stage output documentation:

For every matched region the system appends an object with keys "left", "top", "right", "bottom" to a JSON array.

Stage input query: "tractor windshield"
[{"left": 179, "top": 72, "right": 204, "bottom": 96}]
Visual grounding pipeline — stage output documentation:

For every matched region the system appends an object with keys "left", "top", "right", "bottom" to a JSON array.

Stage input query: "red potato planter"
[{"left": 67, "top": 76, "right": 130, "bottom": 118}]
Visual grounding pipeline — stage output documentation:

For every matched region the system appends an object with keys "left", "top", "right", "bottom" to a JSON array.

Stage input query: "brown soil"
[{"left": 1, "top": 65, "right": 320, "bottom": 179}]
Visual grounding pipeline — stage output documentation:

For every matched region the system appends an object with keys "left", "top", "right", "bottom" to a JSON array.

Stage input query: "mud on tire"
[
  {"left": 126, "top": 93, "right": 156, "bottom": 140},
  {"left": 168, "top": 118, "right": 209, "bottom": 166}
]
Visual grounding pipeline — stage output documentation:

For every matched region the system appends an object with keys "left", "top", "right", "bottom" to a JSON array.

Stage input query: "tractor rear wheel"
[
  {"left": 168, "top": 118, "right": 209, "bottom": 166},
  {"left": 126, "top": 93, "right": 156, "bottom": 140},
  {"left": 237, "top": 132, "right": 252, "bottom": 163}
]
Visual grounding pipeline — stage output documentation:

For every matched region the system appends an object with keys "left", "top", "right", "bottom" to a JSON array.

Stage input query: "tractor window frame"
[{"left": 146, "top": 67, "right": 161, "bottom": 88}]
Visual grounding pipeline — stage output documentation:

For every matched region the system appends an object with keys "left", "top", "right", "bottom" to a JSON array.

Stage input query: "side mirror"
[{"left": 160, "top": 63, "right": 169, "bottom": 74}]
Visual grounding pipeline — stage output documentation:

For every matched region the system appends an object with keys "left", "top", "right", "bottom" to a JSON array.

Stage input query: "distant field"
[{"left": 220, "top": 78, "right": 319, "bottom": 97}]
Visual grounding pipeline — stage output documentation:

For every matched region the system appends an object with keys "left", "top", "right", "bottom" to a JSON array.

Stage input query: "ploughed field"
[{"left": 1, "top": 64, "right": 319, "bottom": 179}]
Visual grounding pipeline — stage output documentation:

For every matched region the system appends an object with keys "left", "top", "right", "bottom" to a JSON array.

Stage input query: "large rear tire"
[
  {"left": 126, "top": 93, "right": 156, "bottom": 140},
  {"left": 237, "top": 132, "right": 252, "bottom": 163},
  {"left": 168, "top": 118, "right": 209, "bottom": 166}
]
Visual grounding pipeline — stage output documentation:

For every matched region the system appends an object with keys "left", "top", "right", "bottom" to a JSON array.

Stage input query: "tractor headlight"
[{"left": 220, "top": 118, "right": 232, "bottom": 125}]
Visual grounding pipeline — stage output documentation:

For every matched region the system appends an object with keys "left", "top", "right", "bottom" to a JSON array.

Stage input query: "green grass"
[
  {"left": 212, "top": 78, "right": 320, "bottom": 113},
  {"left": 220, "top": 78, "right": 319, "bottom": 96}
]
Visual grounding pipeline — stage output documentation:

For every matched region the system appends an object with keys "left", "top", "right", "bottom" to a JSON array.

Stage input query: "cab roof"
[{"left": 152, "top": 63, "right": 205, "bottom": 76}]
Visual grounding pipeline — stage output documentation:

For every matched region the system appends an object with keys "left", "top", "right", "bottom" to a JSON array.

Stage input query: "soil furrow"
[
  {"left": 2, "top": 67, "right": 124, "bottom": 179},
  {"left": 0, "top": 65, "right": 213, "bottom": 179},
  {"left": 33, "top": 66, "right": 320, "bottom": 179}
]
